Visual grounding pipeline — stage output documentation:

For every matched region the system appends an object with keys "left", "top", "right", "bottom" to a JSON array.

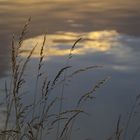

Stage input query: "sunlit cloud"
[
  {"left": 18, "top": 30, "right": 140, "bottom": 74},
  {"left": 19, "top": 30, "right": 121, "bottom": 59}
]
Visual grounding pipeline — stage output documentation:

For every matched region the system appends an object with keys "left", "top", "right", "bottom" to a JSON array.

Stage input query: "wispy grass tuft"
[{"left": 0, "top": 19, "right": 110, "bottom": 140}]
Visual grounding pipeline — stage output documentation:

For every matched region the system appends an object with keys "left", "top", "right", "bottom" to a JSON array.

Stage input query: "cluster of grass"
[
  {"left": 0, "top": 18, "right": 109, "bottom": 140},
  {"left": 0, "top": 18, "right": 139, "bottom": 140},
  {"left": 108, "top": 94, "right": 140, "bottom": 140}
]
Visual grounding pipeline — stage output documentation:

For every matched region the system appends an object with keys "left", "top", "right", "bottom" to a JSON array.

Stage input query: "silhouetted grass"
[
  {"left": 0, "top": 18, "right": 106, "bottom": 140},
  {"left": 2, "top": 18, "right": 139, "bottom": 140}
]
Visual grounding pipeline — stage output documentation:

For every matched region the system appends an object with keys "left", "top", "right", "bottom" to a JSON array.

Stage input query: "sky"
[
  {"left": 0, "top": 0, "right": 139, "bottom": 77},
  {"left": 0, "top": 1, "right": 140, "bottom": 139}
]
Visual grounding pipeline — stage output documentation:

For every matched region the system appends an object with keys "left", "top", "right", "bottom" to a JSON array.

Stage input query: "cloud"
[{"left": 20, "top": 30, "right": 140, "bottom": 63}]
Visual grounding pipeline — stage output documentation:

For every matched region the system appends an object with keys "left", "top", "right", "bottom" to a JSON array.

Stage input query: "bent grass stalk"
[
  {"left": 32, "top": 34, "right": 46, "bottom": 119},
  {"left": 56, "top": 38, "right": 82, "bottom": 140}
]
